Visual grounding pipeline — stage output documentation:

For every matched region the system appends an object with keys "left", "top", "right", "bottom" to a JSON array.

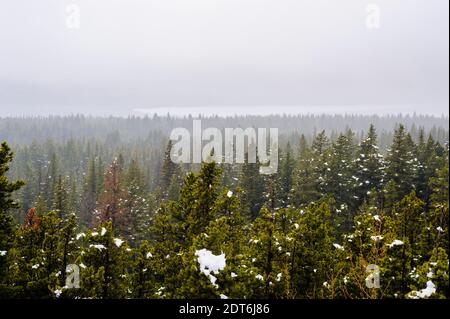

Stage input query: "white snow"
[
  {"left": 31, "top": 264, "right": 40, "bottom": 269},
  {"left": 90, "top": 244, "right": 106, "bottom": 250},
  {"left": 227, "top": 191, "right": 233, "bottom": 198},
  {"left": 91, "top": 232, "right": 98, "bottom": 237},
  {"left": 113, "top": 238, "right": 124, "bottom": 247},
  {"left": 146, "top": 252, "right": 153, "bottom": 259},
  {"left": 370, "top": 235, "right": 383, "bottom": 242},
  {"left": 333, "top": 243, "right": 344, "bottom": 250},
  {"left": 220, "top": 294, "right": 229, "bottom": 299},
  {"left": 79, "top": 263, "right": 86, "bottom": 269},
  {"left": 276, "top": 273, "right": 282, "bottom": 282},
  {"left": 436, "top": 226, "right": 444, "bottom": 232},
  {"left": 195, "top": 249, "right": 226, "bottom": 287},
  {"left": 0, "top": 251, "right": 7, "bottom": 256},
  {"left": 76, "top": 233, "right": 86, "bottom": 240},
  {"left": 410, "top": 281, "right": 436, "bottom": 299},
  {"left": 54, "top": 289, "right": 63, "bottom": 298},
  {"left": 231, "top": 272, "right": 237, "bottom": 278},
  {"left": 373, "top": 215, "right": 381, "bottom": 222},
  {"left": 255, "top": 274, "right": 264, "bottom": 281},
  {"left": 388, "top": 239, "right": 404, "bottom": 248},
  {"left": 101, "top": 227, "right": 107, "bottom": 236}
]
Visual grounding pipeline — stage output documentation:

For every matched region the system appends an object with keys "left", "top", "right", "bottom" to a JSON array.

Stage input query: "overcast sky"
[{"left": 0, "top": 0, "right": 448, "bottom": 116}]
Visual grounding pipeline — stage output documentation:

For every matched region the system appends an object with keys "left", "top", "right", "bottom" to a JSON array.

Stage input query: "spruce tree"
[
  {"left": 385, "top": 125, "right": 419, "bottom": 201},
  {"left": 239, "top": 153, "right": 265, "bottom": 220},
  {"left": 0, "top": 142, "right": 25, "bottom": 295},
  {"left": 290, "top": 137, "right": 321, "bottom": 207},
  {"left": 354, "top": 124, "right": 384, "bottom": 206}
]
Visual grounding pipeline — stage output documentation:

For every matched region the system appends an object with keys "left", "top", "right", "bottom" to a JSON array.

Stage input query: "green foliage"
[{"left": 0, "top": 124, "right": 448, "bottom": 299}]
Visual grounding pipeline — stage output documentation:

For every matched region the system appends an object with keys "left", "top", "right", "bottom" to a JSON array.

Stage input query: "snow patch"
[
  {"left": 90, "top": 244, "right": 106, "bottom": 250},
  {"left": 370, "top": 235, "right": 383, "bottom": 242},
  {"left": 114, "top": 238, "right": 124, "bottom": 247},
  {"left": 76, "top": 233, "right": 86, "bottom": 240},
  {"left": 54, "top": 289, "right": 63, "bottom": 298},
  {"left": 388, "top": 240, "right": 404, "bottom": 248},
  {"left": 409, "top": 281, "right": 436, "bottom": 299},
  {"left": 195, "top": 249, "right": 226, "bottom": 288}
]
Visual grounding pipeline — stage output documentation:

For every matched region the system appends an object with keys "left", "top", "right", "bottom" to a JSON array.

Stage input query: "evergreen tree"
[
  {"left": 94, "top": 158, "right": 130, "bottom": 236},
  {"left": 80, "top": 158, "right": 98, "bottom": 227},
  {"left": 354, "top": 124, "right": 384, "bottom": 206},
  {"left": 77, "top": 222, "right": 131, "bottom": 298},
  {"left": 290, "top": 137, "right": 321, "bottom": 207},
  {"left": 239, "top": 153, "right": 265, "bottom": 220},
  {"left": 0, "top": 142, "right": 25, "bottom": 296},
  {"left": 124, "top": 158, "right": 151, "bottom": 244},
  {"left": 279, "top": 143, "right": 295, "bottom": 208},
  {"left": 385, "top": 125, "right": 419, "bottom": 201}
]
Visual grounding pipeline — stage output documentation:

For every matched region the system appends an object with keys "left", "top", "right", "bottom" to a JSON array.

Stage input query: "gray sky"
[{"left": 0, "top": 0, "right": 448, "bottom": 116}]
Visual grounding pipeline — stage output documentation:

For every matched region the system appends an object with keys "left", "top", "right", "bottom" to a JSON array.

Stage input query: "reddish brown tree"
[
  {"left": 23, "top": 207, "right": 41, "bottom": 231},
  {"left": 93, "top": 159, "right": 130, "bottom": 235}
]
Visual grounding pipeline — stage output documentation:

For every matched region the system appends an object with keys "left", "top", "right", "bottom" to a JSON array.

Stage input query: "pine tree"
[
  {"left": 175, "top": 189, "right": 246, "bottom": 298},
  {"left": 279, "top": 143, "right": 295, "bottom": 208},
  {"left": 80, "top": 157, "right": 98, "bottom": 227},
  {"left": 0, "top": 142, "right": 25, "bottom": 296},
  {"left": 326, "top": 131, "right": 356, "bottom": 220},
  {"left": 45, "top": 153, "right": 59, "bottom": 209},
  {"left": 94, "top": 158, "right": 129, "bottom": 236},
  {"left": 53, "top": 175, "right": 69, "bottom": 219},
  {"left": 187, "top": 161, "right": 221, "bottom": 239},
  {"left": 77, "top": 222, "right": 131, "bottom": 298},
  {"left": 385, "top": 125, "right": 419, "bottom": 201},
  {"left": 130, "top": 240, "right": 158, "bottom": 298},
  {"left": 239, "top": 153, "right": 266, "bottom": 220},
  {"left": 159, "top": 140, "right": 178, "bottom": 200},
  {"left": 290, "top": 137, "right": 321, "bottom": 207},
  {"left": 354, "top": 124, "right": 384, "bottom": 206},
  {"left": 124, "top": 158, "right": 151, "bottom": 244},
  {"left": 407, "top": 247, "right": 449, "bottom": 299},
  {"left": 288, "top": 202, "right": 335, "bottom": 298},
  {"left": 311, "top": 130, "right": 331, "bottom": 197}
]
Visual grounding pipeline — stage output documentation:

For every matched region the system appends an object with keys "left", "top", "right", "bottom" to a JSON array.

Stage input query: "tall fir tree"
[{"left": 0, "top": 142, "right": 25, "bottom": 296}]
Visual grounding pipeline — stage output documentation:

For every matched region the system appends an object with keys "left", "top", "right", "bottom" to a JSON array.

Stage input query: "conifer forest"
[{"left": 0, "top": 114, "right": 448, "bottom": 299}]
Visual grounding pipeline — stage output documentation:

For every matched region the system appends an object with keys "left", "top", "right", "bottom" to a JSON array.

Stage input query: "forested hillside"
[{"left": 0, "top": 115, "right": 448, "bottom": 299}]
